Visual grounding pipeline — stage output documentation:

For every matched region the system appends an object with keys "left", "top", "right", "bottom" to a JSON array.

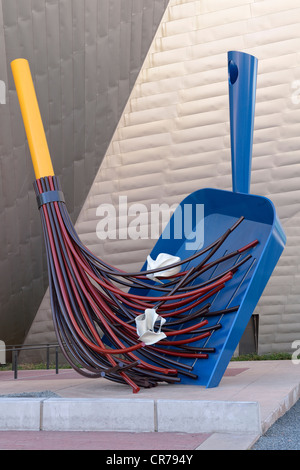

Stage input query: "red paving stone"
[
  {"left": 0, "top": 369, "right": 85, "bottom": 381},
  {"left": 0, "top": 367, "right": 248, "bottom": 381},
  {"left": 224, "top": 367, "right": 249, "bottom": 377},
  {"left": 0, "top": 430, "right": 211, "bottom": 450}
]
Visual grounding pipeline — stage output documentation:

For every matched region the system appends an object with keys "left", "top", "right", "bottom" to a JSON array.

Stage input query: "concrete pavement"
[{"left": 0, "top": 360, "right": 299, "bottom": 450}]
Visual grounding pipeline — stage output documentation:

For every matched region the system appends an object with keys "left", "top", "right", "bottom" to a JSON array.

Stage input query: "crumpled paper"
[
  {"left": 146, "top": 253, "right": 181, "bottom": 283},
  {"left": 135, "top": 308, "right": 166, "bottom": 345}
]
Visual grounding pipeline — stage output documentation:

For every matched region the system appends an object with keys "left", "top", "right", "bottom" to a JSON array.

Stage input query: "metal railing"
[{"left": 3, "top": 343, "right": 62, "bottom": 379}]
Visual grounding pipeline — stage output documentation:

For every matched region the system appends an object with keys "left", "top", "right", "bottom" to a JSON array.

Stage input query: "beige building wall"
[{"left": 24, "top": 0, "right": 300, "bottom": 359}]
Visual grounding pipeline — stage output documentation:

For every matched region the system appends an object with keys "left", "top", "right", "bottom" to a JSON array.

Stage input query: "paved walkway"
[
  {"left": 0, "top": 430, "right": 211, "bottom": 451},
  {"left": 0, "top": 360, "right": 299, "bottom": 450}
]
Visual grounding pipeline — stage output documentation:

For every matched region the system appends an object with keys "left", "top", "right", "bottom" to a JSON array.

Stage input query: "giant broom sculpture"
[{"left": 11, "top": 58, "right": 260, "bottom": 393}]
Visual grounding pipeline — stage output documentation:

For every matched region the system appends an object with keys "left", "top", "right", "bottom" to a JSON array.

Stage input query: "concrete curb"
[
  {"left": 0, "top": 397, "right": 262, "bottom": 434},
  {"left": 0, "top": 398, "right": 42, "bottom": 431}
]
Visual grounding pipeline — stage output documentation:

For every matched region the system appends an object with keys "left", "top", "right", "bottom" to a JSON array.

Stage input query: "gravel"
[
  {"left": 0, "top": 391, "right": 60, "bottom": 398},
  {"left": 252, "top": 398, "right": 300, "bottom": 450}
]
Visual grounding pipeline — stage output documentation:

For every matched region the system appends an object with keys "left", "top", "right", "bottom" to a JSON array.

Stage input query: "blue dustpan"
[{"left": 131, "top": 51, "right": 286, "bottom": 388}]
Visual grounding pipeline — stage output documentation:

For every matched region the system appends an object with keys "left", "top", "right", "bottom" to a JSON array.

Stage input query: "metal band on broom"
[{"left": 11, "top": 59, "right": 258, "bottom": 393}]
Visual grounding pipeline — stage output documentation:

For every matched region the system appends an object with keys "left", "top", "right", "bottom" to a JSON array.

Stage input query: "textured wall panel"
[
  {"left": 0, "top": 0, "right": 169, "bottom": 352},
  {"left": 23, "top": 0, "right": 300, "bottom": 359}
]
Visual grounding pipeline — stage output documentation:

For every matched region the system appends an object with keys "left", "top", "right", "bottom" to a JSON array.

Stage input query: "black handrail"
[{"left": 1, "top": 343, "right": 62, "bottom": 380}]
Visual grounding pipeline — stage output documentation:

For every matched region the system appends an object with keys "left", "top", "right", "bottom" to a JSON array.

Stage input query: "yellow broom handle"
[{"left": 11, "top": 58, "right": 54, "bottom": 179}]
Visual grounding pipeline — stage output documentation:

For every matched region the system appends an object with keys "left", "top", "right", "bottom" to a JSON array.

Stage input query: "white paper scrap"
[
  {"left": 135, "top": 308, "right": 167, "bottom": 345},
  {"left": 146, "top": 253, "right": 181, "bottom": 282}
]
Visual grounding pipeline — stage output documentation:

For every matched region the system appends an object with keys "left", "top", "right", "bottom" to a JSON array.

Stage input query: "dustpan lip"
[{"left": 176, "top": 186, "right": 277, "bottom": 227}]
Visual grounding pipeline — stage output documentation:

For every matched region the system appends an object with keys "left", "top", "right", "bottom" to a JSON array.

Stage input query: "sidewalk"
[{"left": 0, "top": 360, "right": 299, "bottom": 450}]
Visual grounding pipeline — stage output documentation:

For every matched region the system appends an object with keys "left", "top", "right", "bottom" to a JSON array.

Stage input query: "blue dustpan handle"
[{"left": 228, "top": 51, "right": 258, "bottom": 194}]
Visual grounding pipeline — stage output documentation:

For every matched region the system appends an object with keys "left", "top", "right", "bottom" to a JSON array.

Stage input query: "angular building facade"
[{"left": 0, "top": 0, "right": 169, "bottom": 356}]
